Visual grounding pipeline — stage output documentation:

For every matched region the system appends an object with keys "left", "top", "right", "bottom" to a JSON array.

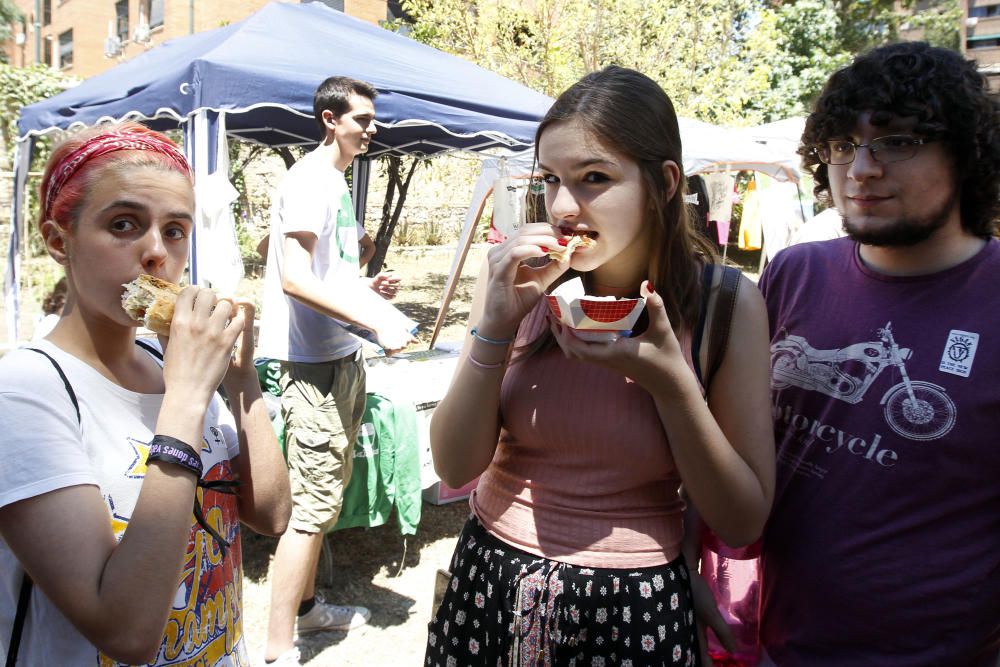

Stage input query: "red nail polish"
[
  {"left": 540, "top": 246, "right": 549, "bottom": 253},
  {"left": 646, "top": 280, "right": 655, "bottom": 293},
  {"left": 557, "top": 238, "right": 569, "bottom": 247}
]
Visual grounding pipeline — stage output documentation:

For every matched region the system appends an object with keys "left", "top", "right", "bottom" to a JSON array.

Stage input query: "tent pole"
[
  {"left": 352, "top": 156, "right": 370, "bottom": 228},
  {"left": 427, "top": 187, "right": 491, "bottom": 349}
]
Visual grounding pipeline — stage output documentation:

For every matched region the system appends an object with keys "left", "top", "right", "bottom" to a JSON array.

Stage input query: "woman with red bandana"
[{"left": 0, "top": 122, "right": 290, "bottom": 666}]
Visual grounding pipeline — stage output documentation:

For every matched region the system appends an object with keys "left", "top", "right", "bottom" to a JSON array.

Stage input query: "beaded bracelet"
[
  {"left": 148, "top": 435, "right": 203, "bottom": 478},
  {"left": 470, "top": 327, "right": 513, "bottom": 346},
  {"left": 467, "top": 354, "right": 505, "bottom": 370}
]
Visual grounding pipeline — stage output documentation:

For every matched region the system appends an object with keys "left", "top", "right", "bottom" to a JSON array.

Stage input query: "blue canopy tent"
[{"left": 6, "top": 0, "right": 552, "bottom": 342}]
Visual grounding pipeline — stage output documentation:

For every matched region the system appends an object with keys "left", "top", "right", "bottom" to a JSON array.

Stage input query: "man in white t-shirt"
[{"left": 257, "top": 76, "right": 414, "bottom": 666}]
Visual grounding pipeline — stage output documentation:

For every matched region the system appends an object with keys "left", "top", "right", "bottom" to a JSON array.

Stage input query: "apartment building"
[
  {"left": 964, "top": 0, "right": 1000, "bottom": 91},
  {"left": 4, "top": 0, "right": 398, "bottom": 78}
]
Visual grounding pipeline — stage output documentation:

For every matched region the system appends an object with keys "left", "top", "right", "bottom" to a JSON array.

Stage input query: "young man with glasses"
[{"left": 756, "top": 42, "right": 1000, "bottom": 666}]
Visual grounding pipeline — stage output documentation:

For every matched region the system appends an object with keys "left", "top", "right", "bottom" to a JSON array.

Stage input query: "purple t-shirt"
[{"left": 758, "top": 237, "right": 1000, "bottom": 667}]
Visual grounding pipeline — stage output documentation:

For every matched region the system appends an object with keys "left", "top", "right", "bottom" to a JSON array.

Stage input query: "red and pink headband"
[{"left": 42, "top": 130, "right": 192, "bottom": 222}]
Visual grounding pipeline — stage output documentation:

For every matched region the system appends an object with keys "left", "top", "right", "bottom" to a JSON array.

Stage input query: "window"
[
  {"left": 970, "top": 5, "right": 1000, "bottom": 19},
  {"left": 58, "top": 29, "right": 72, "bottom": 69},
  {"left": 967, "top": 33, "right": 1000, "bottom": 49},
  {"left": 311, "top": 0, "right": 345, "bottom": 11},
  {"left": 42, "top": 0, "right": 51, "bottom": 26},
  {"left": 116, "top": 0, "right": 129, "bottom": 42},
  {"left": 147, "top": 0, "right": 164, "bottom": 29},
  {"left": 43, "top": 36, "right": 52, "bottom": 67}
]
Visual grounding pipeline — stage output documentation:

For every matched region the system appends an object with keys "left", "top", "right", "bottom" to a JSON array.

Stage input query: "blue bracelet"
[{"left": 470, "top": 327, "right": 513, "bottom": 346}]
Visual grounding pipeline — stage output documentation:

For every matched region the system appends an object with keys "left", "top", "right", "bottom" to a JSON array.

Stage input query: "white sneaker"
[
  {"left": 296, "top": 596, "right": 371, "bottom": 633},
  {"left": 265, "top": 646, "right": 302, "bottom": 666}
]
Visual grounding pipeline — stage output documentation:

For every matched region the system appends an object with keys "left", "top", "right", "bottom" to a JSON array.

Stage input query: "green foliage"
[
  {"left": 401, "top": 0, "right": 964, "bottom": 127},
  {"left": 749, "top": 0, "right": 854, "bottom": 120},
  {"left": 0, "top": 63, "right": 78, "bottom": 171},
  {"left": 401, "top": 0, "right": 779, "bottom": 125},
  {"left": 0, "top": 0, "right": 22, "bottom": 62},
  {"left": 905, "top": 0, "right": 961, "bottom": 51}
]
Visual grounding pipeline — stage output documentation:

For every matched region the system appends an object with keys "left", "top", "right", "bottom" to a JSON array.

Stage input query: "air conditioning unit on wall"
[
  {"left": 104, "top": 35, "right": 122, "bottom": 58},
  {"left": 133, "top": 22, "right": 151, "bottom": 44}
]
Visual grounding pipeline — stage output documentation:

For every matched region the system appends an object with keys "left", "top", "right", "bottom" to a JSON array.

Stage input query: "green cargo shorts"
[{"left": 280, "top": 351, "right": 366, "bottom": 533}]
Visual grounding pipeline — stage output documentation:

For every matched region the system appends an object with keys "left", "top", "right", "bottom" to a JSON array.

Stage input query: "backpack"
[{"left": 692, "top": 264, "right": 762, "bottom": 667}]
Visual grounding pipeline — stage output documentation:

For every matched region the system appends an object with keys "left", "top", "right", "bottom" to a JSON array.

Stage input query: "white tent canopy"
[
  {"left": 428, "top": 120, "right": 806, "bottom": 346},
  {"left": 737, "top": 116, "right": 807, "bottom": 171}
]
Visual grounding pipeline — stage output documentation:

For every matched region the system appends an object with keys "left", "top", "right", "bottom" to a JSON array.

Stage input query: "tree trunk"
[
  {"left": 273, "top": 146, "right": 298, "bottom": 170},
  {"left": 367, "top": 154, "right": 420, "bottom": 276}
]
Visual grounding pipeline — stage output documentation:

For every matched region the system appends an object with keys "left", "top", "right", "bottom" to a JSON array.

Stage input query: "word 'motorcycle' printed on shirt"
[
  {"left": 770, "top": 322, "right": 957, "bottom": 443},
  {"left": 772, "top": 401, "right": 897, "bottom": 472}
]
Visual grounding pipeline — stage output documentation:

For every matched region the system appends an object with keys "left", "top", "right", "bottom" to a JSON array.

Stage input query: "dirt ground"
[
  {"left": 240, "top": 501, "right": 469, "bottom": 666},
  {"left": 238, "top": 244, "right": 487, "bottom": 666}
]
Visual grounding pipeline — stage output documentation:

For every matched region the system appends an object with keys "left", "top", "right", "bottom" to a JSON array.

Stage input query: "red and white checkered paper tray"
[{"left": 545, "top": 277, "right": 646, "bottom": 342}]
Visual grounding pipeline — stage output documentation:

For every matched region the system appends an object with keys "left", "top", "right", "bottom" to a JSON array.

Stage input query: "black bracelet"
[
  {"left": 147, "top": 434, "right": 240, "bottom": 556},
  {"left": 147, "top": 435, "right": 203, "bottom": 478}
]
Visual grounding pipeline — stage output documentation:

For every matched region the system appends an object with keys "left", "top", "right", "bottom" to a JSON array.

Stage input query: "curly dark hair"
[{"left": 800, "top": 41, "right": 1000, "bottom": 237}]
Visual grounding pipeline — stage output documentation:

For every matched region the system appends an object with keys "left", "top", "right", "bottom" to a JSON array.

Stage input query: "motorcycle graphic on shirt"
[{"left": 771, "top": 322, "right": 956, "bottom": 441}]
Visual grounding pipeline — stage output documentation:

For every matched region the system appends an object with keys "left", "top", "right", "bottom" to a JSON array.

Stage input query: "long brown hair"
[{"left": 528, "top": 66, "right": 717, "bottom": 349}]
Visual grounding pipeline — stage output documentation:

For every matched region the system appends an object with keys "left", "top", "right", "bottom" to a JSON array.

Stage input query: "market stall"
[
  {"left": 7, "top": 1, "right": 555, "bottom": 512},
  {"left": 429, "top": 119, "right": 808, "bottom": 347},
  {"left": 7, "top": 0, "right": 552, "bottom": 343}
]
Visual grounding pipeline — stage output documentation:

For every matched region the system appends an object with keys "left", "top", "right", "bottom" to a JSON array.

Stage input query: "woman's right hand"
[
  {"left": 479, "top": 223, "right": 570, "bottom": 336},
  {"left": 161, "top": 286, "right": 244, "bottom": 406}
]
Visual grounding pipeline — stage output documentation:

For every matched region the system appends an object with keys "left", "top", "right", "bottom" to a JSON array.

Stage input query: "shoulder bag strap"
[
  {"left": 8, "top": 348, "right": 83, "bottom": 666},
  {"left": 704, "top": 265, "right": 742, "bottom": 391},
  {"left": 690, "top": 264, "right": 714, "bottom": 389},
  {"left": 23, "top": 347, "right": 81, "bottom": 423},
  {"left": 5, "top": 576, "right": 32, "bottom": 667},
  {"left": 134, "top": 338, "right": 164, "bottom": 362}
]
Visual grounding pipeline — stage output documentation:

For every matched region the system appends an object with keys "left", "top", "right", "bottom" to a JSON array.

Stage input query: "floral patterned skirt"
[{"left": 425, "top": 516, "right": 701, "bottom": 667}]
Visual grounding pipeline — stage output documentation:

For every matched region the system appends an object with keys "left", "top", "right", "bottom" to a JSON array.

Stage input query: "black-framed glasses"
[{"left": 813, "top": 135, "right": 932, "bottom": 165}]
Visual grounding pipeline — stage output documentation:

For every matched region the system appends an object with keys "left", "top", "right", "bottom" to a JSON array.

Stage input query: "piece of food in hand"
[
  {"left": 547, "top": 234, "right": 594, "bottom": 262},
  {"left": 121, "top": 274, "right": 183, "bottom": 336}
]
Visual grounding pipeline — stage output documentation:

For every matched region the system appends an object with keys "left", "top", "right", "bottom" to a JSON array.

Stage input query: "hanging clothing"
[
  {"left": 757, "top": 176, "right": 806, "bottom": 260},
  {"left": 738, "top": 178, "right": 763, "bottom": 251},
  {"left": 491, "top": 175, "right": 526, "bottom": 239},
  {"left": 334, "top": 392, "right": 422, "bottom": 535},
  {"left": 703, "top": 172, "right": 735, "bottom": 245}
]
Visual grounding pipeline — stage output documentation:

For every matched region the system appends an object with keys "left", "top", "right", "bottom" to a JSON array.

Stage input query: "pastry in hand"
[
  {"left": 547, "top": 234, "right": 594, "bottom": 263},
  {"left": 121, "top": 274, "right": 183, "bottom": 336}
]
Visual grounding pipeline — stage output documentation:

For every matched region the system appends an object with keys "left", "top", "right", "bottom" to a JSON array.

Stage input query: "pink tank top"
[{"left": 471, "top": 302, "right": 689, "bottom": 568}]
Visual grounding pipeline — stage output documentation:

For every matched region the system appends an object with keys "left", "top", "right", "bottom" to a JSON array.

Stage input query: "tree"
[
  {"left": 749, "top": 0, "right": 855, "bottom": 120},
  {"left": 904, "top": 0, "right": 961, "bottom": 52},
  {"left": 368, "top": 155, "right": 421, "bottom": 276},
  {"left": 750, "top": 0, "right": 962, "bottom": 120},
  {"left": 0, "top": 63, "right": 77, "bottom": 171},
  {"left": 402, "top": 0, "right": 780, "bottom": 125},
  {"left": 0, "top": 0, "right": 22, "bottom": 62}
]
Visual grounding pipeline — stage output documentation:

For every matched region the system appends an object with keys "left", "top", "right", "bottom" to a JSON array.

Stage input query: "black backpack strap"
[
  {"left": 10, "top": 348, "right": 82, "bottom": 666},
  {"left": 691, "top": 265, "right": 742, "bottom": 395},
  {"left": 24, "top": 347, "right": 80, "bottom": 424},
  {"left": 691, "top": 264, "right": 714, "bottom": 389},
  {"left": 5, "top": 576, "right": 32, "bottom": 667},
  {"left": 705, "top": 266, "right": 742, "bottom": 390},
  {"left": 134, "top": 338, "right": 164, "bottom": 362}
]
